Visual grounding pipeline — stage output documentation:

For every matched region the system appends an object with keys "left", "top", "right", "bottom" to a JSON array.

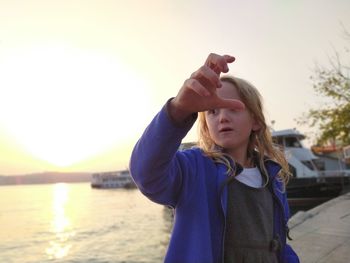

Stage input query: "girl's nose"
[{"left": 219, "top": 110, "right": 229, "bottom": 123}]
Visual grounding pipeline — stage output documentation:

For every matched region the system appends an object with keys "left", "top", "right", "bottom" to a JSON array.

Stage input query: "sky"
[{"left": 0, "top": 0, "right": 349, "bottom": 175}]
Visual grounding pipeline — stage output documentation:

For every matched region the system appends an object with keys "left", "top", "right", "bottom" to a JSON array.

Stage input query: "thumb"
[{"left": 216, "top": 98, "right": 245, "bottom": 111}]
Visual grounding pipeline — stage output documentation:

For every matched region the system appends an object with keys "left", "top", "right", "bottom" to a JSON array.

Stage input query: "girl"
[{"left": 129, "top": 53, "right": 299, "bottom": 263}]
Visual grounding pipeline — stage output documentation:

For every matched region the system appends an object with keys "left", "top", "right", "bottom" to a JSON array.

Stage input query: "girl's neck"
[{"left": 224, "top": 147, "right": 253, "bottom": 168}]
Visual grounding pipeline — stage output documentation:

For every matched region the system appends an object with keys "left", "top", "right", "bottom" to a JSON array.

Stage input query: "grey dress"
[{"left": 224, "top": 176, "right": 279, "bottom": 263}]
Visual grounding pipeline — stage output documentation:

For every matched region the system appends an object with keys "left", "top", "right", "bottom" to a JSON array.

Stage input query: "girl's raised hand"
[{"left": 169, "top": 53, "right": 245, "bottom": 123}]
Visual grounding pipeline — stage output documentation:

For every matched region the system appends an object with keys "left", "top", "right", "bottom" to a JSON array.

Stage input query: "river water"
[
  {"left": 0, "top": 183, "right": 172, "bottom": 263},
  {"left": 1, "top": 181, "right": 331, "bottom": 262}
]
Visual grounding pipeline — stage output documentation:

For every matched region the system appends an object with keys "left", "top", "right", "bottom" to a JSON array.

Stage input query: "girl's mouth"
[{"left": 219, "top": 127, "right": 233, "bottom": 132}]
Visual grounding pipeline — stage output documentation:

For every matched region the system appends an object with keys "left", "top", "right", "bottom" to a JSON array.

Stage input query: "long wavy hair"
[{"left": 197, "top": 76, "right": 290, "bottom": 187}]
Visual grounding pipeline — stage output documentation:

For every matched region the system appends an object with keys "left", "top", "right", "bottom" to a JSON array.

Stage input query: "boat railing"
[
  {"left": 317, "top": 170, "right": 350, "bottom": 178},
  {"left": 314, "top": 170, "right": 350, "bottom": 188}
]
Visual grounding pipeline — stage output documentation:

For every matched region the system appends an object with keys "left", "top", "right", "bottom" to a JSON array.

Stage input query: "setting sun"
[{"left": 0, "top": 45, "right": 151, "bottom": 168}]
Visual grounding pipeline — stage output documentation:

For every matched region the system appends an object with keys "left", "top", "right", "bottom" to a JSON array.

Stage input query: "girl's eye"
[{"left": 207, "top": 109, "right": 218, "bottom": 115}]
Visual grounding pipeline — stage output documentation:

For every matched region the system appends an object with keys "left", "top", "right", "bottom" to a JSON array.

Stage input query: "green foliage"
[{"left": 299, "top": 32, "right": 350, "bottom": 146}]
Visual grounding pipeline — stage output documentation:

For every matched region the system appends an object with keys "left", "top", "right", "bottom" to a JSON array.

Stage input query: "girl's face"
[{"left": 205, "top": 81, "right": 260, "bottom": 154}]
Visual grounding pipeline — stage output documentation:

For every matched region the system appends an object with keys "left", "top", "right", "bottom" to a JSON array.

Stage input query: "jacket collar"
[{"left": 252, "top": 151, "right": 282, "bottom": 180}]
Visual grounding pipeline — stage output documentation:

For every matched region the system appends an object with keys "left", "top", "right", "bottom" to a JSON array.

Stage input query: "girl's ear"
[{"left": 252, "top": 121, "right": 261, "bottom": 132}]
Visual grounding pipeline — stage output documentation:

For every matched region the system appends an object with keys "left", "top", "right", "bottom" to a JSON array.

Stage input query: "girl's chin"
[
  {"left": 218, "top": 143, "right": 237, "bottom": 151},
  {"left": 217, "top": 141, "right": 248, "bottom": 151}
]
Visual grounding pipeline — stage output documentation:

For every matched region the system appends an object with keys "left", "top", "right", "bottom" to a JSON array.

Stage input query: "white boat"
[
  {"left": 271, "top": 129, "right": 350, "bottom": 204},
  {"left": 272, "top": 129, "right": 320, "bottom": 178},
  {"left": 91, "top": 170, "right": 136, "bottom": 189},
  {"left": 272, "top": 128, "right": 350, "bottom": 177}
]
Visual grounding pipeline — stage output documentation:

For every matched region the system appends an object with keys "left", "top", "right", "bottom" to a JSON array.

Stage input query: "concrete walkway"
[{"left": 288, "top": 191, "right": 350, "bottom": 263}]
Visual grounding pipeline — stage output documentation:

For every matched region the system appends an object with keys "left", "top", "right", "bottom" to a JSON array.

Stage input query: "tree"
[{"left": 299, "top": 28, "right": 350, "bottom": 146}]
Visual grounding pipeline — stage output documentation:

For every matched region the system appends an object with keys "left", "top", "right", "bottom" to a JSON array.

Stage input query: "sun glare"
[
  {"left": 46, "top": 183, "right": 73, "bottom": 259},
  {"left": 0, "top": 45, "right": 151, "bottom": 167}
]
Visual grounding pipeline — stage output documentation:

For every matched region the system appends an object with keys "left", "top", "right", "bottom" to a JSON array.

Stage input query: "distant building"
[{"left": 311, "top": 145, "right": 350, "bottom": 170}]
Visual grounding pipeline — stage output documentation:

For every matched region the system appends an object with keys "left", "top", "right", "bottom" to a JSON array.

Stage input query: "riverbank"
[{"left": 288, "top": 188, "right": 350, "bottom": 262}]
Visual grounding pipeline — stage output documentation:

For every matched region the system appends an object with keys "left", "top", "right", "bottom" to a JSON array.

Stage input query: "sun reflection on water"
[{"left": 46, "top": 183, "right": 75, "bottom": 259}]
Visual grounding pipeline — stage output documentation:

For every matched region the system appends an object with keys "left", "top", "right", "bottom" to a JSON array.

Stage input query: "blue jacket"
[{"left": 130, "top": 102, "right": 300, "bottom": 263}]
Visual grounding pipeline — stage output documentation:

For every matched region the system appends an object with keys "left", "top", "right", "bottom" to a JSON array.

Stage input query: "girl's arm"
[
  {"left": 129, "top": 53, "right": 244, "bottom": 206},
  {"left": 129, "top": 99, "right": 197, "bottom": 207}
]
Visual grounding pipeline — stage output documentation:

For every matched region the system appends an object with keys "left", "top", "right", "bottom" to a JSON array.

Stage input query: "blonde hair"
[{"left": 198, "top": 76, "right": 290, "bottom": 186}]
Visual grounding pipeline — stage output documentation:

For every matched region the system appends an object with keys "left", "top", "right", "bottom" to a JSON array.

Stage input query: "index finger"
[
  {"left": 205, "top": 53, "right": 235, "bottom": 74},
  {"left": 215, "top": 97, "right": 245, "bottom": 111},
  {"left": 219, "top": 55, "right": 235, "bottom": 73}
]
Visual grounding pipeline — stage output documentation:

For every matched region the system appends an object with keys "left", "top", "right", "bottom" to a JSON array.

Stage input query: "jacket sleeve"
[
  {"left": 273, "top": 177, "right": 300, "bottom": 263},
  {"left": 284, "top": 244, "right": 300, "bottom": 263},
  {"left": 129, "top": 100, "right": 198, "bottom": 207},
  {"left": 281, "top": 191, "right": 300, "bottom": 263}
]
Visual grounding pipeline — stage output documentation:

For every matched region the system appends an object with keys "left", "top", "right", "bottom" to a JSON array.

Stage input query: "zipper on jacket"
[
  {"left": 218, "top": 168, "right": 231, "bottom": 263},
  {"left": 219, "top": 172, "right": 231, "bottom": 263},
  {"left": 220, "top": 191, "right": 226, "bottom": 263}
]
